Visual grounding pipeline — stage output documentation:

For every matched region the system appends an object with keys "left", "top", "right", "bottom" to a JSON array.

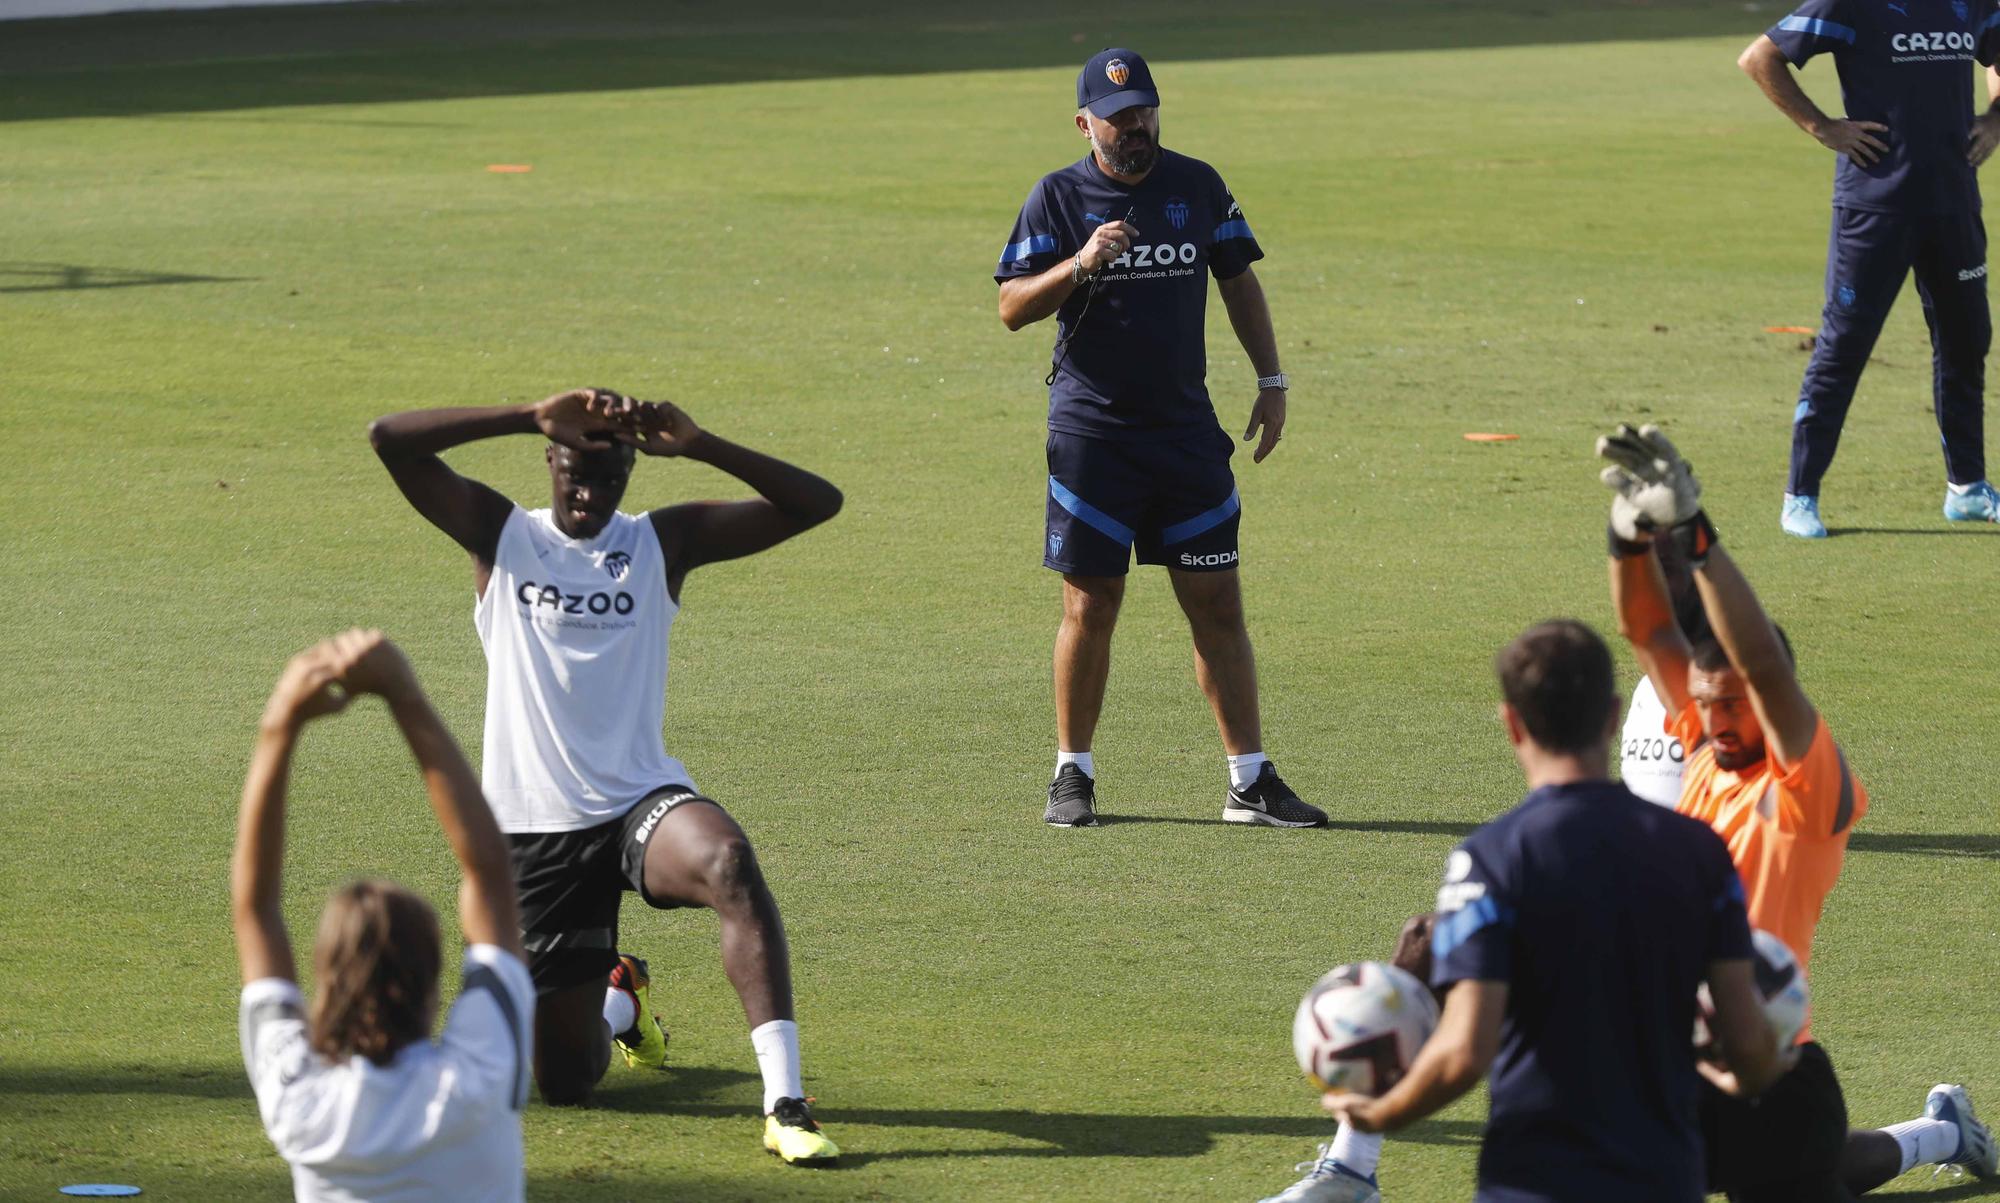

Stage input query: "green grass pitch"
[{"left": 2, "top": 1, "right": 1997, "bottom": 1198}]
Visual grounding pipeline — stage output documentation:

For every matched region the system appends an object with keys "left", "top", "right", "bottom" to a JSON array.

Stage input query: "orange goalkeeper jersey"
[{"left": 1668, "top": 703, "right": 1866, "bottom": 1038}]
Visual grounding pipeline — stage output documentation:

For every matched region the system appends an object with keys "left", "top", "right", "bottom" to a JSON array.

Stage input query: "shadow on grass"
[
  {"left": 0, "top": 261, "right": 252, "bottom": 294},
  {"left": 604, "top": 1083, "right": 1483, "bottom": 1161},
  {"left": 1846, "top": 831, "right": 2000, "bottom": 860},
  {"left": 1827, "top": 527, "right": 1999, "bottom": 537},
  {"left": 1, "top": 0, "right": 1765, "bottom": 123}
]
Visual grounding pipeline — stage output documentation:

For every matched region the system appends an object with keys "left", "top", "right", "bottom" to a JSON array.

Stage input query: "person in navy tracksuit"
[{"left": 1740, "top": 0, "right": 2000, "bottom": 536}]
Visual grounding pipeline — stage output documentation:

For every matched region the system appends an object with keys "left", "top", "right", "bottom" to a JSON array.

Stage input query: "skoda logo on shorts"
[
  {"left": 603, "top": 550, "right": 631, "bottom": 580},
  {"left": 1165, "top": 197, "right": 1190, "bottom": 230}
]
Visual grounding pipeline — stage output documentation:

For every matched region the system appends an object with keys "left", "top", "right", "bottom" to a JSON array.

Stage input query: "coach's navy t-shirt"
[
  {"left": 1768, "top": 0, "right": 2000, "bottom": 214},
  {"left": 1431, "top": 781, "right": 1753, "bottom": 1203},
  {"left": 995, "top": 149, "right": 1262, "bottom": 441}
]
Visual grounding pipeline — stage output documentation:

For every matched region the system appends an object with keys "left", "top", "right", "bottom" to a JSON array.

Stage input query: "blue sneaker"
[
  {"left": 1926, "top": 1084, "right": 1998, "bottom": 1178},
  {"left": 1781, "top": 494, "right": 1828, "bottom": 539},
  {"left": 1943, "top": 481, "right": 2000, "bottom": 523},
  {"left": 1255, "top": 1146, "right": 1380, "bottom": 1203}
]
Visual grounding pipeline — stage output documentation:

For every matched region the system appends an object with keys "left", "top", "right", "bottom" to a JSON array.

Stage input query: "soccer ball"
[
  {"left": 1694, "top": 928, "right": 1810, "bottom": 1055},
  {"left": 1291, "top": 961, "right": 1440, "bottom": 1096}
]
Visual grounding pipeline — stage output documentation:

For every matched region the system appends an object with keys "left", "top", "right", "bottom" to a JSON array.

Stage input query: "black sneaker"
[
  {"left": 1044, "top": 764, "right": 1099, "bottom": 827},
  {"left": 1224, "top": 763, "right": 1326, "bottom": 828}
]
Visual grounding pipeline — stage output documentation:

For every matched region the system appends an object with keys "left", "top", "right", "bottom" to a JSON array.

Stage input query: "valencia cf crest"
[
  {"left": 603, "top": 550, "right": 631, "bottom": 580},
  {"left": 1105, "top": 59, "right": 1130, "bottom": 86},
  {"left": 1165, "top": 197, "right": 1190, "bottom": 230},
  {"left": 1048, "top": 530, "right": 1065, "bottom": 558}
]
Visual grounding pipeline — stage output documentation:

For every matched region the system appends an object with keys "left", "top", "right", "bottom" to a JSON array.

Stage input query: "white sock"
[
  {"left": 1947, "top": 480, "right": 1982, "bottom": 496},
  {"left": 1057, "top": 750, "right": 1095, "bottom": 779},
  {"left": 1228, "top": 751, "right": 1269, "bottom": 790},
  {"left": 1329, "top": 1122, "right": 1382, "bottom": 1176},
  {"left": 1885, "top": 1117, "right": 1960, "bottom": 1174},
  {"left": 602, "top": 986, "right": 636, "bottom": 1038},
  {"left": 751, "top": 1019, "right": 804, "bottom": 1114}
]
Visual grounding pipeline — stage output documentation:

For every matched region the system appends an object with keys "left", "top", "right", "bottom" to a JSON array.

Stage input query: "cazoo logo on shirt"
[
  {"left": 1113, "top": 242, "right": 1202, "bottom": 269},
  {"left": 516, "top": 580, "right": 635, "bottom": 615},
  {"left": 1891, "top": 30, "right": 1975, "bottom": 53}
]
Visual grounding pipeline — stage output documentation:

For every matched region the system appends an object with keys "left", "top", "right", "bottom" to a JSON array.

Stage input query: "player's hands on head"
[
  {"left": 534, "top": 388, "right": 624, "bottom": 452},
  {"left": 616, "top": 400, "right": 705, "bottom": 457},
  {"left": 1244, "top": 388, "right": 1286, "bottom": 463},
  {"left": 1811, "top": 117, "right": 1889, "bottom": 167},
  {"left": 1081, "top": 220, "right": 1139, "bottom": 275},
  {"left": 1969, "top": 112, "right": 2000, "bottom": 167},
  {"left": 261, "top": 640, "right": 354, "bottom": 733},
  {"left": 1597, "top": 422, "right": 1702, "bottom": 540}
]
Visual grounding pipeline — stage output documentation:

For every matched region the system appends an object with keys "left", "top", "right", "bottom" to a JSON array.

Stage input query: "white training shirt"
[
  {"left": 239, "top": 944, "right": 534, "bottom": 1203},
  {"left": 475, "top": 506, "right": 693, "bottom": 832},
  {"left": 1619, "top": 675, "right": 1687, "bottom": 808}
]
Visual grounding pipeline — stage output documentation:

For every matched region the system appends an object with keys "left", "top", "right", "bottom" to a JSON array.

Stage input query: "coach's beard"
[{"left": 1096, "top": 130, "right": 1157, "bottom": 176}]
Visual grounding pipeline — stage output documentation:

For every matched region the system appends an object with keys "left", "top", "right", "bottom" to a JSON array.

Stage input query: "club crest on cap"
[{"left": 1105, "top": 59, "right": 1130, "bottom": 86}]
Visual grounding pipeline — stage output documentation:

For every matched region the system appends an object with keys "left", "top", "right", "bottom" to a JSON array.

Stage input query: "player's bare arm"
[
  {"left": 368, "top": 389, "right": 626, "bottom": 571},
  {"left": 1700, "top": 957, "right": 1797, "bottom": 1098},
  {"left": 338, "top": 632, "right": 523, "bottom": 958},
  {"left": 1324, "top": 979, "right": 1505, "bottom": 1134},
  {"left": 1690, "top": 545, "right": 1820, "bottom": 768},
  {"left": 1216, "top": 266, "right": 1286, "bottom": 463},
  {"left": 617, "top": 400, "right": 844, "bottom": 589},
  {"left": 231, "top": 641, "right": 354, "bottom": 985},
  {"left": 1970, "top": 64, "right": 2000, "bottom": 166},
  {"left": 1739, "top": 34, "right": 1889, "bottom": 165},
  {"left": 996, "top": 220, "right": 1139, "bottom": 330},
  {"left": 1611, "top": 546, "right": 1696, "bottom": 715}
]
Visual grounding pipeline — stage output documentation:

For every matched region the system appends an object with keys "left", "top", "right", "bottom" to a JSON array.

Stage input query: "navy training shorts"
[{"left": 1043, "top": 427, "right": 1241, "bottom": 577}]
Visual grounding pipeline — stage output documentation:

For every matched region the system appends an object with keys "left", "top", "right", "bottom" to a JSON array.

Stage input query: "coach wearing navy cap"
[{"left": 996, "top": 48, "right": 1322, "bottom": 831}]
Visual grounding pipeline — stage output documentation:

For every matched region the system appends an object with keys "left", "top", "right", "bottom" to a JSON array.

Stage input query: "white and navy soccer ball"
[
  {"left": 1291, "top": 961, "right": 1440, "bottom": 1097},
  {"left": 1694, "top": 928, "right": 1810, "bottom": 1055}
]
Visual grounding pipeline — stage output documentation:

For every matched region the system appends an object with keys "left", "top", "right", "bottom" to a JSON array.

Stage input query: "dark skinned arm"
[
  {"left": 367, "top": 389, "right": 624, "bottom": 577},
  {"left": 606, "top": 400, "right": 843, "bottom": 589}
]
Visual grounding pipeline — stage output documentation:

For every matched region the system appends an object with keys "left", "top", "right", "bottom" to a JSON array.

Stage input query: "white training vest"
[
  {"left": 474, "top": 507, "right": 693, "bottom": 832},
  {"left": 1618, "top": 675, "right": 1686, "bottom": 809}
]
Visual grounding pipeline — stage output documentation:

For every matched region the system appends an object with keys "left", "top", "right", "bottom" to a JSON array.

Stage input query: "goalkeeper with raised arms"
[{"left": 1601, "top": 424, "right": 1995, "bottom": 1200}]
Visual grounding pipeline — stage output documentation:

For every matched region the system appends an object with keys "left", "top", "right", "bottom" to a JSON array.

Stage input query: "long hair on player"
[{"left": 308, "top": 879, "right": 443, "bottom": 1066}]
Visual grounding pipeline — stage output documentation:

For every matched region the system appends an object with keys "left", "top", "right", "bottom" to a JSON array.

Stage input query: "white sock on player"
[
  {"left": 1329, "top": 1122, "right": 1382, "bottom": 1176},
  {"left": 1057, "top": 750, "right": 1095, "bottom": 779},
  {"left": 751, "top": 1018, "right": 804, "bottom": 1114},
  {"left": 602, "top": 986, "right": 636, "bottom": 1038},
  {"left": 1885, "top": 1116, "right": 1960, "bottom": 1174},
  {"left": 1228, "top": 752, "right": 1268, "bottom": 790}
]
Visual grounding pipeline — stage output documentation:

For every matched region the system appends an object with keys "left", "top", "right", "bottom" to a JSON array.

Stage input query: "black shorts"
[
  {"left": 1044, "top": 427, "right": 1240, "bottom": 577},
  {"left": 1701, "top": 1041, "right": 1853, "bottom": 1203},
  {"left": 506, "top": 785, "right": 712, "bottom": 995}
]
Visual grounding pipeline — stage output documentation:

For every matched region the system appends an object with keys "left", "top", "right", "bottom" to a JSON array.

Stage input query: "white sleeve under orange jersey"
[{"left": 1669, "top": 702, "right": 1866, "bottom": 1019}]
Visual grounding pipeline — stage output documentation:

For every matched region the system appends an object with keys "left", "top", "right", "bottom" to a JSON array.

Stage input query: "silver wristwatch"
[{"left": 1257, "top": 372, "right": 1289, "bottom": 391}]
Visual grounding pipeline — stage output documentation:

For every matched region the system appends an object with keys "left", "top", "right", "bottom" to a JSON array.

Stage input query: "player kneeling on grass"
[
  {"left": 1601, "top": 422, "right": 1998, "bottom": 1199},
  {"left": 234, "top": 631, "right": 532, "bottom": 1202},
  {"left": 370, "top": 388, "right": 842, "bottom": 1164},
  {"left": 1300, "top": 619, "right": 1788, "bottom": 1203}
]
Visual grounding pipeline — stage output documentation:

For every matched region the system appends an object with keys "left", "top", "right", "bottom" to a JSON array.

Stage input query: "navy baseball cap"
[{"left": 1077, "top": 48, "right": 1159, "bottom": 117}]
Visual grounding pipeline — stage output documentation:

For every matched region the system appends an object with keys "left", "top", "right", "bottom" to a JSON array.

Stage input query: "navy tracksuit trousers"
[{"left": 1789, "top": 206, "right": 1990, "bottom": 495}]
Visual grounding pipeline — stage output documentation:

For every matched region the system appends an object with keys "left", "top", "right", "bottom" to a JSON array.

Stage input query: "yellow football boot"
[
  {"left": 608, "top": 954, "right": 669, "bottom": 1070},
  {"left": 764, "top": 1097, "right": 840, "bottom": 1165}
]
